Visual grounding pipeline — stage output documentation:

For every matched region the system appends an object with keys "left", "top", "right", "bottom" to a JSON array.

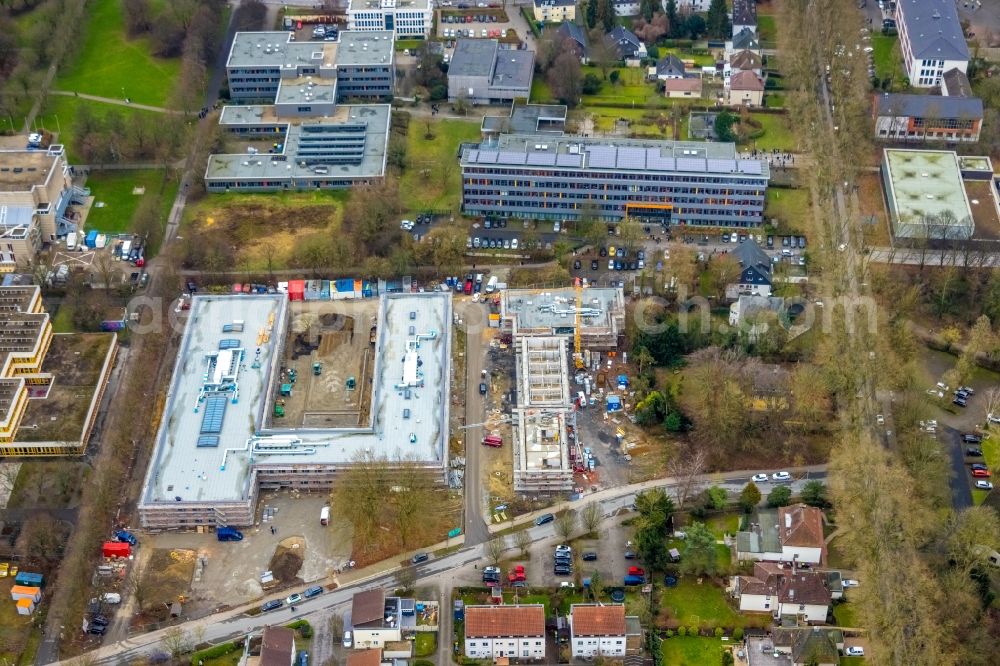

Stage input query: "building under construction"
[
  {"left": 500, "top": 288, "right": 625, "bottom": 350},
  {"left": 511, "top": 336, "right": 575, "bottom": 493}
]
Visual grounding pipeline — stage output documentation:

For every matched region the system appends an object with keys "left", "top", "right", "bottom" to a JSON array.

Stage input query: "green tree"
[
  {"left": 766, "top": 485, "right": 792, "bottom": 508},
  {"left": 705, "top": 0, "right": 730, "bottom": 38},
  {"left": 585, "top": 0, "right": 598, "bottom": 29},
  {"left": 800, "top": 480, "right": 830, "bottom": 508},
  {"left": 664, "top": 0, "right": 679, "bottom": 37},
  {"left": 636, "top": 346, "right": 655, "bottom": 376},
  {"left": 596, "top": 0, "right": 616, "bottom": 31},
  {"left": 639, "top": 0, "right": 659, "bottom": 21},
  {"left": 634, "top": 489, "right": 675, "bottom": 569},
  {"left": 706, "top": 486, "right": 728, "bottom": 511},
  {"left": 635, "top": 390, "right": 667, "bottom": 426},
  {"left": 739, "top": 481, "right": 762, "bottom": 513},
  {"left": 680, "top": 522, "right": 718, "bottom": 576}
]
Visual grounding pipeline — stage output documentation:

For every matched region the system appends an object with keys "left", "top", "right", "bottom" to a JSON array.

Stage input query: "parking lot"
[
  {"left": 142, "top": 493, "right": 352, "bottom": 616},
  {"left": 438, "top": 8, "right": 515, "bottom": 42}
]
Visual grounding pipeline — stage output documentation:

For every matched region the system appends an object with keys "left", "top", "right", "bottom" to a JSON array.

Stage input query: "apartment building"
[
  {"left": 348, "top": 0, "right": 432, "bottom": 38},
  {"left": 896, "top": 0, "right": 969, "bottom": 87},
  {"left": 533, "top": 0, "right": 576, "bottom": 22},
  {"left": 463, "top": 605, "right": 546, "bottom": 661},
  {"left": 0, "top": 146, "right": 80, "bottom": 271},
  {"left": 569, "top": 604, "right": 639, "bottom": 658},
  {"left": 225, "top": 31, "right": 395, "bottom": 103},
  {"left": 0, "top": 286, "right": 51, "bottom": 446},
  {"left": 461, "top": 135, "right": 769, "bottom": 225}
]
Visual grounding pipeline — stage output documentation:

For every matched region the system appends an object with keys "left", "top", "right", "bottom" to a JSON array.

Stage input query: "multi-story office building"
[
  {"left": 210, "top": 31, "right": 393, "bottom": 192},
  {"left": 0, "top": 286, "right": 50, "bottom": 446},
  {"left": 448, "top": 40, "right": 534, "bottom": 104},
  {"left": 896, "top": 0, "right": 969, "bottom": 87},
  {"left": 0, "top": 146, "right": 81, "bottom": 271},
  {"left": 348, "top": 0, "right": 432, "bottom": 38},
  {"left": 226, "top": 31, "right": 395, "bottom": 103},
  {"left": 461, "top": 135, "right": 769, "bottom": 225},
  {"left": 873, "top": 92, "right": 983, "bottom": 143}
]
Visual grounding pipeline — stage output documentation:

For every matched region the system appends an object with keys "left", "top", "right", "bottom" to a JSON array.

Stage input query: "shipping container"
[
  {"left": 10, "top": 585, "right": 41, "bottom": 602},
  {"left": 85, "top": 230, "right": 98, "bottom": 248},
  {"left": 287, "top": 280, "right": 305, "bottom": 301},
  {"left": 320, "top": 280, "right": 331, "bottom": 300},
  {"left": 102, "top": 541, "right": 131, "bottom": 558},
  {"left": 14, "top": 572, "right": 43, "bottom": 587}
]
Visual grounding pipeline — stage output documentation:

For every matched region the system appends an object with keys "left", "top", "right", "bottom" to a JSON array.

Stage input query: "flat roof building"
[
  {"left": 211, "top": 30, "right": 393, "bottom": 192},
  {"left": 138, "top": 292, "right": 452, "bottom": 529},
  {"left": 0, "top": 146, "right": 79, "bottom": 271},
  {"left": 448, "top": 40, "right": 535, "bottom": 104},
  {"left": 512, "top": 336, "right": 573, "bottom": 493},
  {"left": 348, "top": 0, "right": 433, "bottom": 38},
  {"left": 881, "top": 148, "right": 980, "bottom": 240},
  {"left": 461, "top": 135, "right": 769, "bottom": 225},
  {"left": 500, "top": 287, "right": 625, "bottom": 349},
  {"left": 481, "top": 104, "right": 567, "bottom": 140}
]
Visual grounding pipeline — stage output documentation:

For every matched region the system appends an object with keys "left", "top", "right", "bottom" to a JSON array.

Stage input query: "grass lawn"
[
  {"left": 660, "top": 577, "right": 743, "bottom": 629},
  {"left": 85, "top": 169, "right": 179, "bottom": 238},
  {"left": 756, "top": 15, "right": 777, "bottom": 44},
  {"left": 705, "top": 513, "right": 740, "bottom": 538},
  {"left": 832, "top": 601, "right": 861, "bottom": 628},
  {"left": 500, "top": 592, "right": 551, "bottom": 617},
  {"left": 0, "top": 580, "right": 35, "bottom": 664},
  {"left": 399, "top": 118, "right": 480, "bottom": 211},
  {"left": 660, "top": 636, "right": 726, "bottom": 665},
  {"left": 745, "top": 113, "right": 797, "bottom": 151},
  {"left": 50, "top": 303, "right": 75, "bottom": 333},
  {"left": 826, "top": 536, "right": 853, "bottom": 570},
  {"left": 842, "top": 658, "right": 866, "bottom": 666},
  {"left": 394, "top": 38, "right": 424, "bottom": 52},
  {"left": 36, "top": 95, "right": 163, "bottom": 163},
  {"left": 582, "top": 68, "right": 663, "bottom": 107},
  {"left": 413, "top": 632, "right": 437, "bottom": 657},
  {"left": 660, "top": 48, "right": 717, "bottom": 68},
  {"left": 765, "top": 187, "right": 811, "bottom": 232},
  {"left": 765, "top": 93, "right": 786, "bottom": 108},
  {"left": 530, "top": 78, "right": 554, "bottom": 103},
  {"left": 54, "top": 0, "right": 181, "bottom": 106},
  {"left": 871, "top": 34, "right": 905, "bottom": 85},
  {"left": 202, "top": 652, "right": 242, "bottom": 666}
]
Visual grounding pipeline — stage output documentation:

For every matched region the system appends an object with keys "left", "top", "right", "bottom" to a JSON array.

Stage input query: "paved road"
[
  {"left": 460, "top": 301, "right": 491, "bottom": 547},
  {"left": 55, "top": 465, "right": 826, "bottom": 665},
  {"left": 942, "top": 427, "right": 974, "bottom": 510}
]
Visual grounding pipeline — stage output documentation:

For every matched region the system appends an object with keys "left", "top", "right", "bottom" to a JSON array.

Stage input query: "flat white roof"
[{"left": 141, "top": 292, "right": 451, "bottom": 507}]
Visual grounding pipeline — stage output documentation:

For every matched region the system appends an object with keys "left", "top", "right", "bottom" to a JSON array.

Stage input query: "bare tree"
[
  {"left": 486, "top": 536, "right": 505, "bottom": 565},
  {"left": 160, "top": 626, "right": 190, "bottom": 658},
  {"left": 984, "top": 387, "right": 1000, "bottom": 424},
  {"left": 127, "top": 572, "right": 148, "bottom": 612},
  {"left": 514, "top": 529, "right": 532, "bottom": 557},
  {"left": 555, "top": 510, "right": 577, "bottom": 542},
  {"left": 581, "top": 502, "right": 601, "bottom": 535},
  {"left": 666, "top": 447, "right": 707, "bottom": 510},
  {"left": 329, "top": 613, "right": 345, "bottom": 640}
]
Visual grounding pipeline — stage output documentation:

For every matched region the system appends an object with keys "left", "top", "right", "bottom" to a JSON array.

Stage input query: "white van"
[{"left": 485, "top": 275, "right": 498, "bottom": 293}]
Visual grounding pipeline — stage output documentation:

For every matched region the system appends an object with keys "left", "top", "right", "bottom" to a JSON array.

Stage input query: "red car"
[
  {"left": 508, "top": 564, "right": 526, "bottom": 582},
  {"left": 628, "top": 566, "right": 645, "bottom": 577},
  {"left": 971, "top": 468, "right": 991, "bottom": 478}
]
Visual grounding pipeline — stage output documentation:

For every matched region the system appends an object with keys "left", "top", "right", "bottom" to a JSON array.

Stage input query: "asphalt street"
[{"left": 61, "top": 466, "right": 827, "bottom": 665}]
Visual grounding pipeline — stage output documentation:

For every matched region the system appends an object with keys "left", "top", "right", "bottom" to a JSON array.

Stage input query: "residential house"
[
  {"left": 896, "top": 0, "right": 969, "bottom": 87},
  {"left": 260, "top": 626, "right": 296, "bottom": 666},
  {"left": 607, "top": 26, "right": 646, "bottom": 65},
  {"left": 735, "top": 504, "right": 827, "bottom": 564},
  {"left": 447, "top": 39, "right": 535, "bottom": 104},
  {"left": 556, "top": 22, "right": 588, "bottom": 62},
  {"left": 348, "top": 590, "right": 416, "bottom": 649},
  {"left": 346, "top": 649, "right": 385, "bottom": 666},
  {"left": 732, "top": 561, "right": 832, "bottom": 623},
  {"left": 664, "top": 77, "right": 703, "bottom": 99},
  {"left": 772, "top": 628, "right": 844, "bottom": 666},
  {"left": 727, "top": 49, "right": 763, "bottom": 79},
  {"left": 569, "top": 604, "right": 640, "bottom": 658},
  {"left": 653, "top": 54, "right": 686, "bottom": 80},
  {"left": 464, "top": 604, "right": 546, "bottom": 661},
  {"left": 533, "top": 0, "right": 575, "bottom": 23},
  {"left": 732, "top": 0, "right": 757, "bottom": 36},
  {"left": 941, "top": 67, "right": 973, "bottom": 97},
  {"left": 0, "top": 146, "right": 78, "bottom": 271},
  {"left": 872, "top": 92, "right": 983, "bottom": 143},
  {"left": 729, "top": 295, "right": 785, "bottom": 341},
  {"left": 613, "top": 0, "right": 640, "bottom": 16},
  {"left": 727, "top": 26, "right": 762, "bottom": 57},
  {"left": 727, "top": 70, "right": 765, "bottom": 107},
  {"left": 731, "top": 238, "right": 773, "bottom": 297}
]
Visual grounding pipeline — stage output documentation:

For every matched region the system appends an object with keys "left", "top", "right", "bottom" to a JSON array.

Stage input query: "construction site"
[{"left": 273, "top": 300, "right": 379, "bottom": 429}]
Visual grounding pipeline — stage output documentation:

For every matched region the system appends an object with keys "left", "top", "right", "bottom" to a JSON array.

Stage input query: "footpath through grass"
[
  {"left": 37, "top": 96, "right": 163, "bottom": 164},
  {"left": 54, "top": 0, "right": 182, "bottom": 106}
]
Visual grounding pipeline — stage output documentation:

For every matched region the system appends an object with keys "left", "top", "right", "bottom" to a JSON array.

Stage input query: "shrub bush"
[
  {"left": 190, "top": 642, "right": 237, "bottom": 665},
  {"left": 677, "top": 626, "right": 687, "bottom": 636},
  {"left": 733, "top": 627, "right": 744, "bottom": 641},
  {"left": 666, "top": 629, "right": 674, "bottom": 638},
  {"left": 714, "top": 627, "right": 724, "bottom": 638},
  {"left": 688, "top": 626, "right": 698, "bottom": 637}
]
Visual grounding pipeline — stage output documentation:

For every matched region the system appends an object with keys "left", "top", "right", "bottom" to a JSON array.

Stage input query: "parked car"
[
  {"left": 411, "top": 553, "right": 430, "bottom": 564},
  {"left": 286, "top": 593, "right": 302, "bottom": 605},
  {"left": 582, "top": 552, "right": 598, "bottom": 561},
  {"left": 751, "top": 473, "right": 769, "bottom": 483},
  {"left": 771, "top": 471, "right": 791, "bottom": 482},
  {"left": 511, "top": 238, "right": 518, "bottom": 250},
  {"left": 535, "top": 513, "right": 555, "bottom": 526},
  {"left": 967, "top": 448, "right": 984, "bottom": 457},
  {"left": 963, "top": 434, "right": 983, "bottom": 443},
  {"left": 971, "top": 468, "right": 991, "bottom": 478},
  {"left": 479, "top": 382, "right": 487, "bottom": 395},
  {"left": 553, "top": 565, "right": 572, "bottom": 575},
  {"left": 303, "top": 586, "right": 323, "bottom": 598},
  {"left": 261, "top": 599, "right": 284, "bottom": 612},
  {"left": 953, "top": 397, "right": 967, "bottom": 407},
  {"left": 573, "top": 260, "right": 581, "bottom": 270},
  {"left": 842, "top": 579, "right": 860, "bottom": 587},
  {"left": 846, "top": 647, "right": 865, "bottom": 657},
  {"left": 972, "top": 463, "right": 989, "bottom": 471},
  {"left": 975, "top": 480, "right": 994, "bottom": 490}
]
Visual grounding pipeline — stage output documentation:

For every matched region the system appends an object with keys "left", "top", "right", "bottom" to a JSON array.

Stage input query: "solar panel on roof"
[
  {"left": 616, "top": 147, "right": 647, "bottom": 170},
  {"left": 676, "top": 157, "right": 707, "bottom": 172},
  {"left": 556, "top": 153, "right": 582, "bottom": 168},
  {"left": 197, "top": 435, "right": 220, "bottom": 448},
  {"left": 526, "top": 152, "right": 556, "bottom": 166},
  {"left": 497, "top": 151, "right": 527, "bottom": 165},
  {"left": 219, "top": 339, "right": 240, "bottom": 350},
  {"left": 706, "top": 159, "right": 737, "bottom": 173},
  {"left": 478, "top": 151, "right": 498, "bottom": 163},
  {"left": 200, "top": 395, "right": 229, "bottom": 434},
  {"left": 587, "top": 145, "right": 617, "bottom": 169},
  {"left": 738, "top": 161, "right": 763, "bottom": 174}
]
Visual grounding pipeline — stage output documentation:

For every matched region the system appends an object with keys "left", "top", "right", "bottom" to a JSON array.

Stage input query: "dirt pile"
[{"left": 267, "top": 537, "right": 305, "bottom": 584}]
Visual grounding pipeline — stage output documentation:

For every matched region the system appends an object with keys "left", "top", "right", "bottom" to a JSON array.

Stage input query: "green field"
[
  {"left": 530, "top": 78, "right": 554, "bottom": 103},
  {"left": 660, "top": 578, "right": 743, "bottom": 628},
  {"left": 36, "top": 95, "right": 163, "bottom": 163},
  {"left": 399, "top": 118, "right": 480, "bottom": 211},
  {"left": 54, "top": 0, "right": 182, "bottom": 106},
  {"left": 745, "top": 113, "right": 797, "bottom": 151},
  {"left": 871, "top": 34, "right": 906, "bottom": 85},
  {"left": 660, "top": 636, "right": 726, "bottom": 665},
  {"left": 765, "top": 188, "right": 812, "bottom": 232},
  {"left": 84, "top": 169, "right": 179, "bottom": 239},
  {"left": 756, "top": 15, "right": 777, "bottom": 44},
  {"left": 582, "top": 68, "right": 662, "bottom": 107},
  {"left": 833, "top": 601, "right": 861, "bottom": 628}
]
